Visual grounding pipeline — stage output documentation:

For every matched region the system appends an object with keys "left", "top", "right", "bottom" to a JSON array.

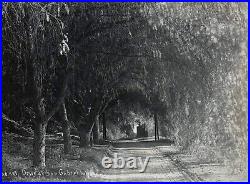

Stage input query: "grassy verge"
[{"left": 2, "top": 133, "right": 106, "bottom": 181}]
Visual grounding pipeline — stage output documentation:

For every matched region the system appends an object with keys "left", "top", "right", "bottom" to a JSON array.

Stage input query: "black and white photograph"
[{"left": 2, "top": 2, "right": 248, "bottom": 181}]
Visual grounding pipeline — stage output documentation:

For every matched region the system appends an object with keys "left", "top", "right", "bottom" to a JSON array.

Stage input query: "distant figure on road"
[{"left": 137, "top": 122, "right": 148, "bottom": 138}]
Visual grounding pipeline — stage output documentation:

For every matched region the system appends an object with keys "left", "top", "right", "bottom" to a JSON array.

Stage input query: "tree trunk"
[
  {"left": 102, "top": 113, "right": 107, "bottom": 140},
  {"left": 33, "top": 121, "right": 47, "bottom": 168},
  {"left": 93, "top": 115, "right": 100, "bottom": 144},
  {"left": 79, "top": 125, "right": 91, "bottom": 147},
  {"left": 157, "top": 117, "right": 160, "bottom": 140},
  {"left": 154, "top": 112, "right": 159, "bottom": 141},
  {"left": 33, "top": 94, "right": 47, "bottom": 168},
  {"left": 61, "top": 103, "right": 72, "bottom": 154},
  {"left": 62, "top": 122, "right": 72, "bottom": 153}
]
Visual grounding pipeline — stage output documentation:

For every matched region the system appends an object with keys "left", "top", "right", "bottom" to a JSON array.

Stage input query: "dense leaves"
[{"left": 2, "top": 2, "right": 247, "bottom": 173}]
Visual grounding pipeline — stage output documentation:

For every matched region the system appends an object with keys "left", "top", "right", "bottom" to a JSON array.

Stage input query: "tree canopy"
[{"left": 2, "top": 2, "right": 247, "bottom": 173}]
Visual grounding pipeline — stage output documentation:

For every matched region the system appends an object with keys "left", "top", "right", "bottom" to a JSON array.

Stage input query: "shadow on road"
[{"left": 110, "top": 138, "right": 174, "bottom": 148}]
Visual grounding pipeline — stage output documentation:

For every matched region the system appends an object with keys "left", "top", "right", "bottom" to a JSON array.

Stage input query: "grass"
[{"left": 2, "top": 133, "right": 107, "bottom": 181}]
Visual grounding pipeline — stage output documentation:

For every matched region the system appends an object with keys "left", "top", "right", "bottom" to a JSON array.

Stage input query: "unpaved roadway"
[{"left": 90, "top": 140, "right": 246, "bottom": 181}]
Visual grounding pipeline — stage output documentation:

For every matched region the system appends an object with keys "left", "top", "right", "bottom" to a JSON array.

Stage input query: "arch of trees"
[
  {"left": 3, "top": 2, "right": 247, "bottom": 174},
  {"left": 98, "top": 84, "right": 167, "bottom": 141}
]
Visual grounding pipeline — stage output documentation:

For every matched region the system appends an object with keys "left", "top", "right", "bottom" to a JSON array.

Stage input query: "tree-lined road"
[{"left": 3, "top": 3, "right": 247, "bottom": 181}]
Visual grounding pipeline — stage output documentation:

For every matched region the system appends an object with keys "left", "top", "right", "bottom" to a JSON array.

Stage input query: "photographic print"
[{"left": 2, "top": 2, "right": 248, "bottom": 181}]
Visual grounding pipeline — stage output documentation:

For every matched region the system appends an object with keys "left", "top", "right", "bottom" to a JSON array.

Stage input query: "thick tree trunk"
[
  {"left": 102, "top": 113, "right": 107, "bottom": 140},
  {"left": 61, "top": 103, "right": 72, "bottom": 154},
  {"left": 93, "top": 115, "right": 100, "bottom": 144},
  {"left": 62, "top": 122, "right": 72, "bottom": 153},
  {"left": 33, "top": 121, "right": 47, "bottom": 168},
  {"left": 30, "top": 53, "right": 72, "bottom": 167}
]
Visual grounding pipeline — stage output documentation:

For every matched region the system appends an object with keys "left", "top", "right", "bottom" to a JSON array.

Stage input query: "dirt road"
[
  {"left": 90, "top": 140, "right": 246, "bottom": 181},
  {"left": 90, "top": 140, "right": 200, "bottom": 181}
]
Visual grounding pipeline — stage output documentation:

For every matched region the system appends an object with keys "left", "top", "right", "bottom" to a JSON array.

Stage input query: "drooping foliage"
[
  {"left": 2, "top": 2, "right": 247, "bottom": 173},
  {"left": 141, "top": 3, "right": 247, "bottom": 173}
]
